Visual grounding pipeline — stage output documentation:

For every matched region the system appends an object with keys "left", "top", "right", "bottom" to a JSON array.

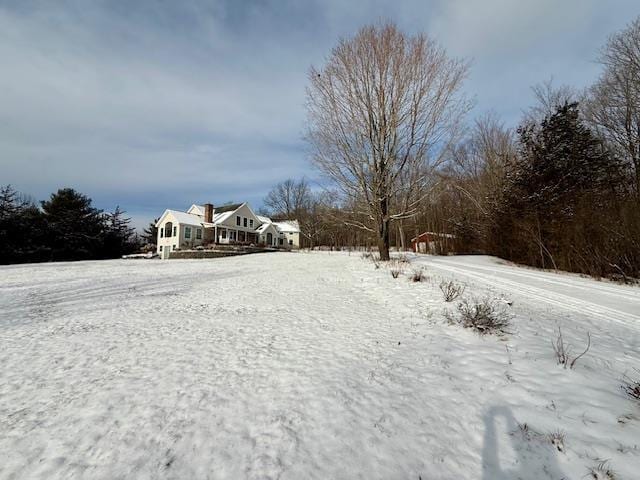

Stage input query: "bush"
[
  {"left": 622, "top": 373, "right": 640, "bottom": 401},
  {"left": 551, "top": 327, "right": 591, "bottom": 369},
  {"left": 588, "top": 460, "right": 616, "bottom": 479},
  {"left": 388, "top": 258, "right": 406, "bottom": 278},
  {"left": 410, "top": 267, "right": 426, "bottom": 282},
  {"left": 439, "top": 280, "right": 465, "bottom": 302},
  {"left": 448, "top": 297, "right": 512, "bottom": 335},
  {"left": 547, "top": 430, "right": 565, "bottom": 452}
]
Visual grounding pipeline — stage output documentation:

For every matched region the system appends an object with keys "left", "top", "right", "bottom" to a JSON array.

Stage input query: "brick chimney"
[{"left": 203, "top": 203, "right": 214, "bottom": 223}]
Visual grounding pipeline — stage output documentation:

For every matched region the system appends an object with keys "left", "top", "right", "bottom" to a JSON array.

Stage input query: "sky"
[{"left": 1, "top": 0, "right": 638, "bottom": 229}]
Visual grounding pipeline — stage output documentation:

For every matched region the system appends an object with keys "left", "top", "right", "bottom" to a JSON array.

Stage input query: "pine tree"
[
  {"left": 102, "top": 206, "right": 136, "bottom": 258},
  {"left": 0, "top": 185, "right": 49, "bottom": 264},
  {"left": 41, "top": 188, "right": 105, "bottom": 260},
  {"left": 0, "top": 185, "right": 19, "bottom": 220},
  {"left": 493, "top": 102, "right": 624, "bottom": 272},
  {"left": 142, "top": 218, "right": 159, "bottom": 246}
]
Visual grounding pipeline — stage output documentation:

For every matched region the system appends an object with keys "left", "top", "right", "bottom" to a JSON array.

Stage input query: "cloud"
[{"left": 0, "top": 0, "right": 638, "bottom": 227}]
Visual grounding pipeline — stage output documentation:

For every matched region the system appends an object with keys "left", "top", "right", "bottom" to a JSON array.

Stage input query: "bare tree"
[
  {"left": 306, "top": 22, "right": 470, "bottom": 260},
  {"left": 585, "top": 17, "right": 640, "bottom": 198},
  {"left": 523, "top": 78, "right": 578, "bottom": 126},
  {"left": 264, "top": 178, "right": 311, "bottom": 219}
]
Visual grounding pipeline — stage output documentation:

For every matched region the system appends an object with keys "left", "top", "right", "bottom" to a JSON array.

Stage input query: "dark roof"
[{"left": 215, "top": 203, "right": 243, "bottom": 214}]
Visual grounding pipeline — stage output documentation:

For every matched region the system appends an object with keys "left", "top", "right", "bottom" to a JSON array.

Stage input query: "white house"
[{"left": 155, "top": 202, "right": 301, "bottom": 259}]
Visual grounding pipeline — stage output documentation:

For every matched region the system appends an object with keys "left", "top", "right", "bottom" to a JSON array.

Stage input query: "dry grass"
[
  {"left": 447, "top": 297, "right": 512, "bottom": 335},
  {"left": 439, "top": 280, "right": 465, "bottom": 302},
  {"left": 551, "top": 326, "right": 591, "bottom": 369}
]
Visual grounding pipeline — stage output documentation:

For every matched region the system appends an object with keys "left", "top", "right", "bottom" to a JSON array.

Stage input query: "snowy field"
[{"left": 1, "top": 252, "right": 639, "bottom": 479}]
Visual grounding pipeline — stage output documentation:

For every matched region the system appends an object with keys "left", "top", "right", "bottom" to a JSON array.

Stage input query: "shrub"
[
  {"left": 388, "top": 258, "right": 405, "bottom": 278},
  {"left": 449, "top": 297, "right": 511, "bottom": 335},
  {"left": 547, "top": 430, "right": 566, "bottom": 452},
  {"left": 588, "top": 460, "right": 616, "bottom": 479},
  {"left": 439, "top": 280, "right": 465, "bottom": 302},
  {"left": 551, "top": 327, "right": 591, "bottom": 369},
  {"left": 622, "top": 372, "right": 640, "bottom": 401},
  {"left": 410, "top": 267, "right": 426, "bottom": 282}
]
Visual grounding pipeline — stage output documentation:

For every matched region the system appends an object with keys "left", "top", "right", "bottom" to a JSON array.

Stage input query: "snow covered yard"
[{"left": 1, "top": 252, "right": 639, "bottom": 480}]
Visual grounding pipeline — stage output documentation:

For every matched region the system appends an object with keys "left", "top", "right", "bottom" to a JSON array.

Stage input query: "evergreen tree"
[
  {"left": 102, "top": 206, "right": 136, "bottom": 258},
  {"left": 41, "top": 188, "right": 105, "bottom": 261},
  {"left": 0, "top": 185, "right": 49, "bottom": 264},
  {"left": 493, "top": 102, "right": 624, "bottom": 272},
  {"left": 142, "top": 218, "right": 159, "bottom": 246}
]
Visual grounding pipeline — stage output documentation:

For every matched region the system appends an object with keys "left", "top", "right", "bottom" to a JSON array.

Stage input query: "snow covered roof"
[
  {"left": 156, "top": 209, "right": 204, "bottom": 227},
  {"left": 273, "top": 220, "right": 300, "bottom": 233},
  {"left": 215, "top": 203, "right": 243, "bottom": 214},
  {"left": 411, "top": 231, "right": 456, "bottom": 242},
  {"left": 157, "top": 202, "right": 261, "bottom": 228},
  {"left": 211, "top": 211, "right": 234, "bottom": 225},
  {"left": 256, "top": 223, "right": 272, "bottom": 234},
  {"left": 187, "top": 204, "right": 205, "bottom": 215}
]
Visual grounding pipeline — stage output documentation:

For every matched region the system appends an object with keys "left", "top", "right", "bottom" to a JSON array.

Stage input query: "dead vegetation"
[
  {"left": 447, "top": 297, "right": 512, "bottom": 335},
  {"left": 588, "top": 460, "right": 617, "bottom": 479},
  {"left": 547, "top": 430, "right": 566, "bottom": 452},
  {"left": 439, "top": 280, "right": 465, "bottom": 302},
  {"left": 622, "top": 371, "right": 640, "bottom": 402},
  {"left": 551, "top": 326, "right": 591, "bottom": 369},
  {"left": 388, "top": 258, "right": 407, "bottom": 278},
  {"left": 410, "top": 267, "right": 426, "bottom": 282}
]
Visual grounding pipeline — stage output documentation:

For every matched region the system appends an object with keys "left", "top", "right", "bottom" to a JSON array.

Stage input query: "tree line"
[
  {"left": 0, "top": 186, "right": 140, "bottom": 264},
  {"left": 261, "top": 18, "right": 640, "bottom": 279}
]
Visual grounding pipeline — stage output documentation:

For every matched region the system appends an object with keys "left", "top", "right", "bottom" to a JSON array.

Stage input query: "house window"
[
  {"left": 173, "top": 226, "right": 177, "bottom": 237},
  {"left": 185, "top": 226, "right": 192, "bottom": 239},
  {"left": 236, "top": 216, "right": 241, "bottom": 226},
  {"left": 249, "top": 219, "right": 254, "bottom": 228},
  {"left": 289, "top": 240, "right": 293, "bottom": 246},
  {"left": 172, "top": 244, "right": 176, "bottom": 251},
  {"left": 160, "top": 228, "right": 164, "bottom": 238},
  {"left": 159, "top": 245, "right": 163, "bottom": 251},
  {"left": 196, "top": 228, "right": 202, "bottom": 240},
  {"left": 165, "top": 222, "right": 172, "bottom": 238},
  {"left": 222, "top": 229, "right": 227, "bottom": 239},
  {"left": 243, "top": 217, "right": 247, "bottom": 227}
]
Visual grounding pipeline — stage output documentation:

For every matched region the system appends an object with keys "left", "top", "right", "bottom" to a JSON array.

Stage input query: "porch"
[{"left": 205, "top": 226, "right": 259, "bottom": 245}]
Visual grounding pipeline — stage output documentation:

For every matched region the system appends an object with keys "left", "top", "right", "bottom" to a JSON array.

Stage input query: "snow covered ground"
[{"left": 1, "top": 252, "right": 639, "bottom": 479}]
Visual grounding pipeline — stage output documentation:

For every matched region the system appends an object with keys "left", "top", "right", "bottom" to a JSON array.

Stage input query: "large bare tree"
[
  {"left": 305, "top": 22, "right": 469, "bottom": 260},
  {"left": 585, "top": 17, "right": 640, "bottom": 198}
]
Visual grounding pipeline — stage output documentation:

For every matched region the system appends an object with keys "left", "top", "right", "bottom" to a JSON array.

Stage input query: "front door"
[{"left": 266, "top": 232, "right": 272, "bottom": 245}]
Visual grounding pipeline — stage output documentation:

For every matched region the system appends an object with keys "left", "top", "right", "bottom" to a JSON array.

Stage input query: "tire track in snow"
[
  {"left": 424, "top": 261, "right": 640, "bottom": 328},
  {"left": 430, "top": 258, "right": 640, "bottom": 301}
]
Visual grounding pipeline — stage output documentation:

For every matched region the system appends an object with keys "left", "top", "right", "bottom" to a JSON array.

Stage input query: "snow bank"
[{"left": 0, "top": 252, "right": 638, "bottom": 479}]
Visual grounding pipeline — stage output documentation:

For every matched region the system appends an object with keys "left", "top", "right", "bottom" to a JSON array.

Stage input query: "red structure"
[{"left": 411, "top": 231, "right": 455, "bottom": 254}]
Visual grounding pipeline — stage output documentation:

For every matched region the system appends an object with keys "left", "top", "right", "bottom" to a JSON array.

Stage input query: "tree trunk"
[
  {"left": 398, "top": 220, "right": 406, "bottom": 251},
  {"left": 377, "top": 197, "right": 391, "bottom": 261}
]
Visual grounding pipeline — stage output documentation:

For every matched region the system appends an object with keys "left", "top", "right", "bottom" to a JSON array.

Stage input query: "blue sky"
[{"left": 1, "top": 0, "right": 638, "bottom": 229}]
